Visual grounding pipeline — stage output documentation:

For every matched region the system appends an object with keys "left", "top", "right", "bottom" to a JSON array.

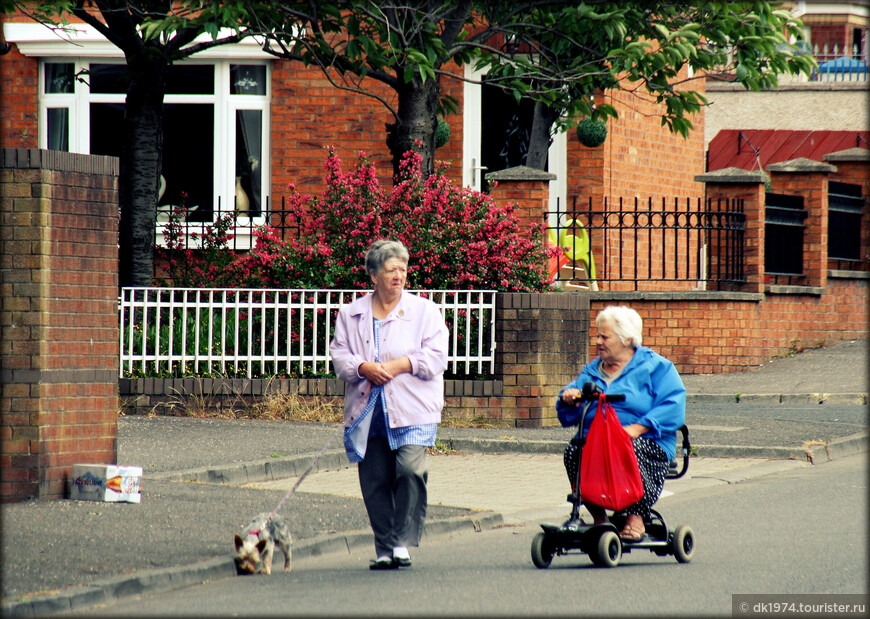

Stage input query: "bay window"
[{"left": 38, "top": 57, "right": 270, "bottom": 242}]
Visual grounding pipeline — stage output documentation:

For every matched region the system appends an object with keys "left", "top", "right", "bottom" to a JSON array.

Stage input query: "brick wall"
[
  {"left": 486, "top": 166, "right": 555, "bottom": 228},
  {"left": 0, "top": 43, "right": 39, "bottom": 150},
  {"left": 269, "top": 62, "right": 466, "bottom": 200},
  {"left": 767, "top": 158, "right": 836, "bottom": 289},
  {"left": 588, "top": 276, "right": 868, "bottom": 376},
  {"left": 803, "top": 16, "right": 866, "bottom": 56},
  {"left": 566, "top": 68, "right": 706, "bottom": 205},
  {"left": 825, "top": 148, "right": 870, "bottom": 272},
  {"left": 1, "top": 148, "right": 119, "bottom": 503}
]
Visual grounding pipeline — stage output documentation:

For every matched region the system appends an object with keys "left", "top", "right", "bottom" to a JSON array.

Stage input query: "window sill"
[
  {"left": 765, "top": 284, "right": 824, "bottom": 296},
  {"left": 828, "top": 269, "right": 870, "bottom": 280}
]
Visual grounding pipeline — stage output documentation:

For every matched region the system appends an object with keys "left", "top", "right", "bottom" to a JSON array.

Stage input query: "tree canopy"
[
  {"left": 2, "top": 0, "right": 816, "bottom": 285},
  {"left": 177, "top": 0, "right": 815, "bottom": 172}
]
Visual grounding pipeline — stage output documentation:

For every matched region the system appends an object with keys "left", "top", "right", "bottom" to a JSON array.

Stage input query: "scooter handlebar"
[{"left": 573, "top": 381, "right": 626, "bottom": 403}]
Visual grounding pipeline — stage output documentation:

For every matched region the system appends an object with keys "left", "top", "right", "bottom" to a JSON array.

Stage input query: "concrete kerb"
[
  {"left": 686, "top": 393, "right": 867, "bottom": 406},
  {"left": 803, "top": 429, "right": 870, "bottom": 463},
  {"left": 149, "top": 450, "right": 349, "bottom": 484},
  {"left": 1, "top": 557, "right": 236, "bottom": 618}
]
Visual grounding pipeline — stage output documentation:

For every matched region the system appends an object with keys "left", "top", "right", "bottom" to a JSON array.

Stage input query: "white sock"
[{"left": 392, "top": 546, "right": 410, "bottom": 560}]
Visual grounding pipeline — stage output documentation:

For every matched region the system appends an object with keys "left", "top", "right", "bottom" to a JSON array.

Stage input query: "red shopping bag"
[{"left": 580, "top": 394, "right": 644, "bottom": 511}]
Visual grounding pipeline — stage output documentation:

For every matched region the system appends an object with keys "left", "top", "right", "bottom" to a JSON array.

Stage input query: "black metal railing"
[
  {"left": 153, "top": 196, "right": 302, "bottom": 279},
  {"left": 156, "top": 196, "right": 301, "bottom": 249},
  {"left": 546, "top": 196, "right": 746, "bottom": 289},
  {"left": 764, "top": 192, "right": 807, "bottom": 280},
  {"left": 828, "top": 181, "right": 864, "bottom": 270}
]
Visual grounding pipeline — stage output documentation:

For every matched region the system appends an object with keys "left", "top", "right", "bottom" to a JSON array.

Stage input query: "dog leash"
[
  {"left": 267, "top": 381, "right": 378, "bottom": 521},
  {"left": 267, "top": 424, "right": 345, "bottom": 522}
]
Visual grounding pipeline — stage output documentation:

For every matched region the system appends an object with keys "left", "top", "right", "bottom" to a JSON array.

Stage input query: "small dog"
[{"left": 233, "top": 512, "right": 293, "bottom": 575}]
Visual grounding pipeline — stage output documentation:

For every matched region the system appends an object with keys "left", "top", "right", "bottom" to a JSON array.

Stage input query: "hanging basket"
[
  {"left": 576, "top": 118, "right": 607, "bottom": 148},
  {"left": 435, "top": 117, "right": 451, "bottom": 149}
]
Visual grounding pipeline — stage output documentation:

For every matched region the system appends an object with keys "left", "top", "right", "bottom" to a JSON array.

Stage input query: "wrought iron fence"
[
  {"left": 828, "top": 181, "right": 865, "bottom": 270},
  {"left": 119, "top": 288, "right": 497, "bottom": 379},
  {"left": 546, "top": 196, "right": 746, "bottom": 290},
  {"left": 155, "top": 196, "right": 301, "bottom": 249}
]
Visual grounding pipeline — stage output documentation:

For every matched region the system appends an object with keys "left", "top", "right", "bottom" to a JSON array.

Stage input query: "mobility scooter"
[{"left": 531, "top": 382, "right": 695, "bottom": 568}]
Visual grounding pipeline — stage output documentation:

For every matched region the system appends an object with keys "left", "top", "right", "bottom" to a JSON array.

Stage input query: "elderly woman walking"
[
  {"left": 329, "top": 239, "right": 449, "bottom": 570},
  {"left": 557, "top": 305, "right": 685, "bottom": 542}
]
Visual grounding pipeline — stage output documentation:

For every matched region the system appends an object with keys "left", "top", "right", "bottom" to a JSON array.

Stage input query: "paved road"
[{"left": 69, "top": 453, "right": 868, "bottom": 617}]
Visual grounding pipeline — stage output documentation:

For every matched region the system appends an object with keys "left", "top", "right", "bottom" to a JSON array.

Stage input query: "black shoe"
[
  {"left": 369, "top": 557, "right": 398, "bottom": 570},
  {"left": 394, "top": 556, "right": 412, "bottom": 568}
]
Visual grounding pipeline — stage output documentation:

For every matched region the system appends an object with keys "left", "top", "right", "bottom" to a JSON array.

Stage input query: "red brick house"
[
  {"left": 2, "top": 6, "right": 868, "bottom": 503},
  {"left": 0, "top": 14, "right": 705, "bottom": 220}
]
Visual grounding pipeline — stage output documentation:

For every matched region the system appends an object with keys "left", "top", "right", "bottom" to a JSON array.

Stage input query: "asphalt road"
[{"left": 68, "top": 452, "right": 868, "bottom": 618}]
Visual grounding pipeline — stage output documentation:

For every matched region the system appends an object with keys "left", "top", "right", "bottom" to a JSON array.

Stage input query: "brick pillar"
[
  {"left": 824, "top": 147, "right": 870, "bottom": 272},
  {"left": 767, "top": 157, "right": 836, "bottom": 289},
  {"left": 695, "top": 167, "right": 767, "bottom": 294},
  {"left": 1, "top": 148, "right": 119, "bottom": 502},
  {"left": 485, "top": 165, "right": 557, "bottom": 232},
  {"left": 495, "top": 292, "right": 588, "bottom": 428}
]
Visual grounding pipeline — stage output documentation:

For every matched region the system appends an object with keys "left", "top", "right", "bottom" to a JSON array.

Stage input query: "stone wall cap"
[
  {"left": 694, "top": 167, "right": 768, "bottom": 184},
  {"left": 823, "top": 147, "right": 870, "bottom": 162},
  {"left": 486, "top": 165, "right": 557, "bottom": 181},
  {"left": 1, "top": 147, "right": 119, "bottom": 175},
  {"left": 766, "top": 157, "right": 837, "bottom": 173}
]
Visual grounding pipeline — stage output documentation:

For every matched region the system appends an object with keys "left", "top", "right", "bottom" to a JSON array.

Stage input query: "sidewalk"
[{"left": 2, "top": 340, "right": 867, "bottom": 616}]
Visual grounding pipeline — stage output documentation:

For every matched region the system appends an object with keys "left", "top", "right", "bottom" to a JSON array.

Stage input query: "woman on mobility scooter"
[{"left": 557, "top": 305, "right": 686, "bottom": 542}]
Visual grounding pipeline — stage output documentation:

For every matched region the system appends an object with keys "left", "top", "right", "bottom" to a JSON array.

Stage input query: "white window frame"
[
  {"left": 462, "top": 63, "right": 566, "bottom": 216},
  {"left": 8, "top": 22, "right": 272, "bottom": 249}
]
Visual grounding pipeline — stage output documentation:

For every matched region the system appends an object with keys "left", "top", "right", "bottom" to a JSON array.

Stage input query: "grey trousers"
[{"left": 358, "top": 438, "right": 428, "bottom": 558}]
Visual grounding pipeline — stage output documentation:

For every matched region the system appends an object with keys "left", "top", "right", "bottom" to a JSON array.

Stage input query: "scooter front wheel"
[
  {"left": 531, "top": 532, "right": 554, "bottom": 569},
  {"left": 590, "top": 530, "right": 622, "bottom": 567}
]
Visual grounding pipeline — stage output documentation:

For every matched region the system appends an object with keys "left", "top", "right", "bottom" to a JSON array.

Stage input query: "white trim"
[
  {"left": 548, "top": 130, "right": 567, "bottom": 216},
  {"left": 791, "top": 3, "right": 869, "bottom": 19},
  {"left": 462, "top": 64, "right": 484, "bottom": 190},
  {"left": 463, "top": 64, "right": 566, "bottom": 209},
  {"left": 3, "top": 22, "right": 272, "bottom": 59}
]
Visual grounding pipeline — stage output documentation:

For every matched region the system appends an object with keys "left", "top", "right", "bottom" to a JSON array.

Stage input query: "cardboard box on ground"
[{"left": 71, "top": 464, "right": 143, "bottom": 503}]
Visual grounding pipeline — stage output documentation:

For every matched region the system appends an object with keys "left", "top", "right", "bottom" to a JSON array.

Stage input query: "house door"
[{"left": 462, "top": 66, "right": 566, "bottom": 212}]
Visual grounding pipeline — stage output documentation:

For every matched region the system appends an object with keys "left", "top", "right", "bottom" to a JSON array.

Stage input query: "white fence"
[{"left": 119, "top": 288, "right": 497, "bottom": 379}]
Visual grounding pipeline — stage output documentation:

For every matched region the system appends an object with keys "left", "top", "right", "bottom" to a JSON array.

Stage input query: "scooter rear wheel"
[
  {"left": 671, "top": 524, "right": 695, "bottom": 563},
  {"left": 531, "top": 532, "right": 554, "bottom": 569}
]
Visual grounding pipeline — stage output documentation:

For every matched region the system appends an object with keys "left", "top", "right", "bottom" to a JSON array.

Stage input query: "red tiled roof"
[{"left": 706, "top": 129, "right": 870, "bottom": 172}]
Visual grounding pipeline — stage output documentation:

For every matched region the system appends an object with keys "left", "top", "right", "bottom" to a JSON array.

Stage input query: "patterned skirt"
[{"left": 563, "top": 435, "right": 670, "bottom": 519}]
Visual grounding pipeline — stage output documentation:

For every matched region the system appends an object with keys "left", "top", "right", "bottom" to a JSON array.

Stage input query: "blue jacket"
[{"left": 556, "top": 346, "right": 686, "bottom": 460}]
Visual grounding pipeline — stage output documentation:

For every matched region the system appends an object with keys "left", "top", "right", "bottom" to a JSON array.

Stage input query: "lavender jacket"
[{"left": 329, "top": 291, "right": 449, "bottom": 430}]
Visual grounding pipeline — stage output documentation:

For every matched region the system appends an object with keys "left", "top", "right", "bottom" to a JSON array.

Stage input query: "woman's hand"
[
  {"left": 359, "top": 357, "right": 411, "bottom": 386},
  {"left": 623, "top": 423, "right": 649, "bottom": 439},
  {"left": 561, "top": 388, "right": 581, "bottom": 405},
  {"left": 358, "top": 362, "right": 394, "bottom": 386}
]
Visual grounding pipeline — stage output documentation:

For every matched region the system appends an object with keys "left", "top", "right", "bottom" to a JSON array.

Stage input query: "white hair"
[
  {"left": 596, "top": 306, "right": 643, "bottom": 348},
  {"left": 365, "top": 239, "right": 409, "bottom": 278}
]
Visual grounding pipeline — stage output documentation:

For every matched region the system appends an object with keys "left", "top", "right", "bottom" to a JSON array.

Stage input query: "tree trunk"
[
  {"left": 386, "top": 76, "right": 441, "bottom": 180},
  {"left": 525, "top": 101, "right": 561, "bottom": 171},
  {"left": 118, "top": 53, "right": 166, "bottom": 287}
]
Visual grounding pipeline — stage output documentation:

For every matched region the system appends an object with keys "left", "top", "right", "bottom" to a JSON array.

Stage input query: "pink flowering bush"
[{"left": 156, "top": 147, "right": 551, "bottom": 292}]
